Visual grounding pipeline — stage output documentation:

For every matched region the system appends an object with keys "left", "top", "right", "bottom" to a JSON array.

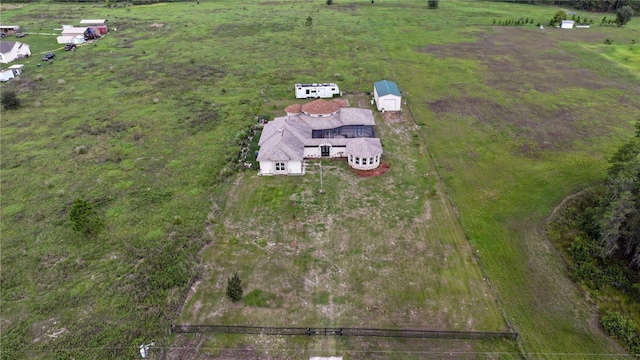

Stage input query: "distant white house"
[
  {"left": 373, "top": 79, "right": 402, "bottom": 112},
  {"left": 561, "top": 20, "right": 574, "bottom": 29},
  {"left": 0, "top": 41, "right": 31, "bottom": 63},
  {"left": 257, "top": 99, "right": 383, "bottom": 175}
]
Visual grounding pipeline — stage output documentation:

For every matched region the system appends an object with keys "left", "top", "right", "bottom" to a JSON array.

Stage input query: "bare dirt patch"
[
  {"left": 428, "top": 96, "right": 596, "bottom": 152},
  {"left": 421, "top": 27, "right": 640, "bottom": 153},
  {"left": 382, "top": 110, "right": 405, "bottom": 124},
  {"left": 420, "top": 27, "right": 622, "bottom": 92}
]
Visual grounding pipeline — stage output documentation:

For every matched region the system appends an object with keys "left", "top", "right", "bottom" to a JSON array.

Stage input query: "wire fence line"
[{"left": 171, "top": 324, "right": 518, "bottom": 341}]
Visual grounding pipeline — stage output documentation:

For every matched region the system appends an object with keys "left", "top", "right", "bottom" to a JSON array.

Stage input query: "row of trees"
[
  {"left": 549, "top": 8, "right": 634, "bottom": 27},
  {"left": 599, "top": 122, "right": 640, "bottom": 268},
  {"left": 489, "top": 0, "right": 640, "bottom": 14},
  {"left": 549, "top": 122, "right": 640, "bottom": 354},
  {"left": 493, "top": 18, "right": 541, "bottom": 26}
]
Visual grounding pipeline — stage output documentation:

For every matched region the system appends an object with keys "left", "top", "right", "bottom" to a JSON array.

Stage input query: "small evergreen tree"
[
  {"left": 427, "top": 0, "right": 438, "bottom": 9},
  {"left": 305, "top": 16, "right": 313, "bottom": 26},
  {"left": 226, "top": 273, "right": 243, "bottom": 302},
  {"left": 1, "top": 91, "right": 20, "bottom": 110}
]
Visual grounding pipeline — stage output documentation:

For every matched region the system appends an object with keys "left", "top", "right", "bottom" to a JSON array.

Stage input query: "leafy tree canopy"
[{"left": 617, "top": 5, "right": 635, "bottom": 26}]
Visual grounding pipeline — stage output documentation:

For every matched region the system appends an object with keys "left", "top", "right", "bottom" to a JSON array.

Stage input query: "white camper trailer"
[
  {"left": 0, "top": 69, "right": 15, "bottom": 82},
  {"left": 295, "top": 83, "right": 341, "bottom": 99}
]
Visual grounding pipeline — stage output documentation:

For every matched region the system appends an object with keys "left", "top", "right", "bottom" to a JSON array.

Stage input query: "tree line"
[
  {"left": 549, "top": 121, "right": 640, "bottom": 355},
  {"left": 488, "top": 0, "right": 640, "bottom": 14}
]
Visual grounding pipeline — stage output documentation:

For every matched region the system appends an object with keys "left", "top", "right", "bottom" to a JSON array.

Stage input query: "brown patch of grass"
[
  {"left": 420, "top": 27, "right": 620, "bottom": 93},
  {"left": 428, "top": 95, "right": 609, "bottom": 154}
]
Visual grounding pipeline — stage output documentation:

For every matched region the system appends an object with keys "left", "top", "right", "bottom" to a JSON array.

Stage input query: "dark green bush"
[
  {"left": 1, "top": 91, "right": 21, "bottom": 110},
  {"left": 226, "top": 273, "right": 243, "bottom": 302}
]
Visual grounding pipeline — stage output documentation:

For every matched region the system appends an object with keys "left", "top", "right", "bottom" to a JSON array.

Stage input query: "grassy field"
[{"left": 1, "top": 0, "right": 639, "bottom": 359}]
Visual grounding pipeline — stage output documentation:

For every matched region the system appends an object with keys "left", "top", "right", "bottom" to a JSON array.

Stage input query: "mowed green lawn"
[{"left": 1, "top": 0, "right": 638, "bottom": 359}]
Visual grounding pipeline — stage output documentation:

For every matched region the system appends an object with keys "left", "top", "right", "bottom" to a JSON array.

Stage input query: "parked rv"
[
  {"left": 0, "top": 69, "right": 15, "bottom": 82},
  {"left": 295, "top": 83, "right": 341, "bottom": 99}
]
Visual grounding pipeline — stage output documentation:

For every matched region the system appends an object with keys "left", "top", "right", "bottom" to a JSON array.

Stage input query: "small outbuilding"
[
  {"left": 0, "top": 41, "right": 31, "bottom": 63},
  {"left": 561, "top": 20, "right": 574, "bottom": 29},
  {"left": 373, "top": 79, "right": 401, "bottom": 112},
  {"left": 80, "top": 19, "right": 108, "bottom": 26},
  {"left": 0, "top": 26, "right": 20, "bottom": 37},
  {"left": 8, "top": 64, "right": 24, "bottom": 76},
  {"left": 0, "top": 69, "right": 14, "bottom": 82},
  {"left": 57, "top": 35, "right": 85, "bottom": 45}
]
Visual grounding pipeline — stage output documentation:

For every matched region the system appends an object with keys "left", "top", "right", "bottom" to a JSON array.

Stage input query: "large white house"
[
  {"left": 257, "top": 99, "right": 383, "bottom": 175},
  {"left": 0, "top": 41, "right": 30, "bottom": 64},
  {"left": 373, "top": 79, "right": 402, "bottom": 112}
]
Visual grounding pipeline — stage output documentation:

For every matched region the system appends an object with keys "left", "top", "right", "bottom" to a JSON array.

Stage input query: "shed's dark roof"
[
  {"left": 374, "top": 80, "right": 401, "bottom": 97},
  {"left": 0, "top": 41, "right": 17, "bottom": 54}
]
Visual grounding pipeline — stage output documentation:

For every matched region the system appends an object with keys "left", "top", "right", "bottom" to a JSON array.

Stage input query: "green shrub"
[
  {"left": 1, "top": 91, "right": 20, "bottom": 110},
  {"left": 600, "top": 312, "right": 640, "bottom": 354},
  {"left": 69, "top": 198, "right": 102, "bottom": 236},
  {"left": 226, "top": 273, "right": 243, "bottom": 302}
]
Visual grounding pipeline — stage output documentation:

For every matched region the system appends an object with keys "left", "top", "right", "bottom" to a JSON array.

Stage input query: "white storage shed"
[
  {"left": 373, "top": 80, "right": 402, "bottom": 112},
  {"left": 561, "top": 20, "right": 574, "bottom": 29},
  {"left": 57, "top": 35, "right": 85, "bottom": 45}
]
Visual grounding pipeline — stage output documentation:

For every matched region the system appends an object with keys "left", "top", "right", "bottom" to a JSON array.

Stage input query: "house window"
[
  {"left": 370, "top": 157, "right": 374, "bottom": 165},
  {"left": 275, "top": 162, "right": 285, "bottom": 171},
  {"left": 355, "top": 157, "right": 360, "bottom": 165},
  {"left": 349, "top": 154, "right": 353, "bottom": 162}
]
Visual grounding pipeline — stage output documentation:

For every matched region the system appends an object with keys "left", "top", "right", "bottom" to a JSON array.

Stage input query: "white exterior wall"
[
  {"left": 348, "top": 153, "right": 381, "bottom": 171},
  {"left": 304, "top": 147, "right": 320, "bottom": 158},
  {"left": 259, "top": 160, "right": 304, "bottom": 175},
  {"left": 71, "top": 35, "right": 86, "bottom": 44},
  {"left": 304, "top": 146, "right": 347, "bottom": 159},
  {"left": 375, "top": 94, "right": 401, "bottom": 111},
  {"left": 373, "top": 87, "right": 381, "bottom": 109},
  {"left": 57, "top": 36, "right": 74, "bottom": 44},
  {"left": 561, "top": 20, "right": 574, "bottom": 29},
  {"left": 0, "top": 43, "right": 30, "bottom": 64},
  {"left": 288, "top": 161, "right": 303, "bottom": 175},
  {"left": 259, "top": 161, "right": 274, "bottom": 175},
  {"left": 58, "top": 35, "right": 85, "bottom": 44},
  {"left": 0, "top": 69, "right": 15, "bottom": 82},
  {"left": 295, "top": 84, "right": 340, "bottom": 99}
]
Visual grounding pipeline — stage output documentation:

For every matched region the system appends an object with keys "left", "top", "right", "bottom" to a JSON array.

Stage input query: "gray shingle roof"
[
  {"left": 258, "top": 106, "right": 381, "bottom": 162},
  {"left": 0, "top": 41, "right": 17, "bottom": 54},
  {"left": 374, "top": 80, "right": 401, "bottom": 97},
  {"left": 257, "top": 126, "right": 305, "bottom": 161},
  {"left": 346, "top": 138, "right": 383, "bottom": 158}
]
